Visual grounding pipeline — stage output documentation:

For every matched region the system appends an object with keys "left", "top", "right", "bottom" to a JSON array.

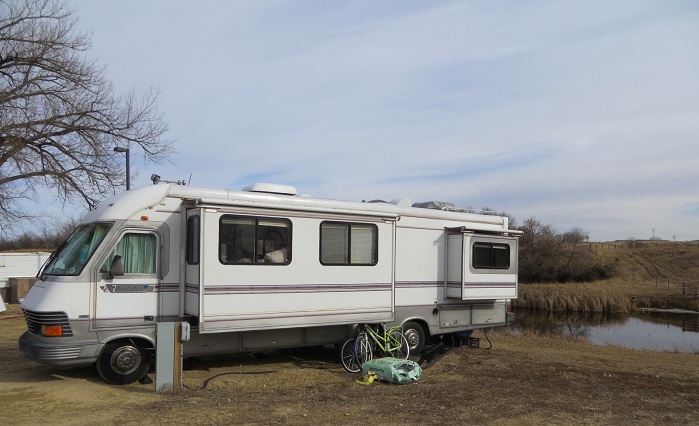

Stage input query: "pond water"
[{"left": 511, "top": 308, "right": 699, "bottom": 353}]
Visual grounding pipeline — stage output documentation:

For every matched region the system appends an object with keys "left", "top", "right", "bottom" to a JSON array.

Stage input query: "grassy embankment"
[{"left": 514, "top": 241, "right": 699, "bottom": 313}]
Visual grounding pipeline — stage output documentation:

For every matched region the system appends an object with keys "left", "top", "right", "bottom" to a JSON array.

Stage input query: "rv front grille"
[{"left": 22, "top": 309, "right": 74, "bottom": 337}]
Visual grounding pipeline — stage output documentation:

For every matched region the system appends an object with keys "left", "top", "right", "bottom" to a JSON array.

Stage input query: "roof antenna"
[{"left": 151, "top": 174, "right": 187, "bottom": 186}]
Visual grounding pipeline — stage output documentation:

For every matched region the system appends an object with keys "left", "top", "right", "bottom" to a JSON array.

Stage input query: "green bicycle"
[{"left": 340, "top": 323, "right": 410, "bottom": 373}]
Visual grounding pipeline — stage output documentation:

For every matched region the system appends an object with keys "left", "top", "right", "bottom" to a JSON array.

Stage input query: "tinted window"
[
  {"left": 219, "top": 215, "right": 291, "bottom": 264},
  {"left": 473, "top": 242, "right": 510, "bottom": 269},
  {"left": 186, "top": 215, "right": 200, "bottom": 265}
]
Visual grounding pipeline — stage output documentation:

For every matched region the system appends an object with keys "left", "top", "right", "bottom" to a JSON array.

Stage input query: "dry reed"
[{"left": 514, "top": 280, "right": 635, "bottom": 313}]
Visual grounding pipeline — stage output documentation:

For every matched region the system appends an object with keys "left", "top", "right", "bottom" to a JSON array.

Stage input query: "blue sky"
[{"left": 68, "top": 0, "right": 699, "bottom": 241}]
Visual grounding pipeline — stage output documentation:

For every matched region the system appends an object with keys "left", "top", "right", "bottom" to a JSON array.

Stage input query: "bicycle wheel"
[
  {"left": 340, "top": 333, "right": 372, "bottom": 372},
  {"left": 355, "top": 332, "right": 373, "bottom": 365},
  {"left": 388, "top": 329, "right": 410, "bottom": 359},
  {"left": 340, "top": 338, "right": 361, "bottom": 373}
]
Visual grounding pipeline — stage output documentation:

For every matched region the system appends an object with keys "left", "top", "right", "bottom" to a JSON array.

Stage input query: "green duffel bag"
[{"left": 361, "top": 357, "right": 422, "bottom": 384}]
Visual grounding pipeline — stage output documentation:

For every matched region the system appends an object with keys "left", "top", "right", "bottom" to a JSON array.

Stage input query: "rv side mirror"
[{"left": 109, "top": 255, "right": 124, "bottom": 279}]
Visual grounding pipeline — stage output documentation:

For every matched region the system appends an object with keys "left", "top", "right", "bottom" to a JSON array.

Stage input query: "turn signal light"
[{"left": 42, "top": 325, "right": 64, "bottom": 337}]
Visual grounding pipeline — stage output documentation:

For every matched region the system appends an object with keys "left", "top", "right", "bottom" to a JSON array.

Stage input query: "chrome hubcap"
[
  {"left": 111, "top": 346, "right": 141, "bottom": 374},
  {"left": 404, "top": 329, "right": 420, "bottom": 350}
]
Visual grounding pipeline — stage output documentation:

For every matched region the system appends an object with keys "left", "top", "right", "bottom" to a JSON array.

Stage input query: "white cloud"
[{"left": 54, "top": 0, "right": 699, "bottom": 241}]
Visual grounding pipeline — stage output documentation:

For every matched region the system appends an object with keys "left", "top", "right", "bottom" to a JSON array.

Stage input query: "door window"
[
  {"left": 101, "top": 232, "right": 158, "bottom": 275},
  {"left": 186, "top": 215, "right": 200, "bottom": 265}
]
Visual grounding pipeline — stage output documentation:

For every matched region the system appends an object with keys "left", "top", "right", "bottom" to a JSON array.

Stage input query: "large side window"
[
  {"left": 320, "top": 222, "right": 377, "bottom": 265},
  {"left": 186, "top": 215, "right": 200, "bottom": 265},
  {"left": 101, "top": 232, "right": 158, "bottom": 274},
  {"left": 219, "top": 215, "right": 291, "bottom": 264},
  {"left": 472, "top": 242, "right": 510, "bottom": 269}
]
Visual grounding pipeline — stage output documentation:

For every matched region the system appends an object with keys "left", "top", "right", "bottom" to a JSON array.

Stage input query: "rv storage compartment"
[
  {"left": 471, "top": 303, "right": 506, "bottom": 325},
  {"left": 439, "top": 305, "right": 471, "bottom": 328}
]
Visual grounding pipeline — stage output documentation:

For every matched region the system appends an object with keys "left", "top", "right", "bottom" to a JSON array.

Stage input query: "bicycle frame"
[
  {"left": 362, "top": 324, "right": 404, "bottom": 355},
  {"left": 340, "top": 323, "right": 409, "bottom": 373}
]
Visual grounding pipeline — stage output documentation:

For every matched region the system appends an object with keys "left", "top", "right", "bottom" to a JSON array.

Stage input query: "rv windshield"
[{"left": 42, "top": 223, "right": 113, "bottom": 276}]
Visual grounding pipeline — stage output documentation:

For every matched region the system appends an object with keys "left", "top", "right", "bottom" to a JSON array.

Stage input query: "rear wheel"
[
  {"left": 96, "top": 340, "right": 151, "bottom": 385},
  {"left": 388, "top": 330, "right": 410, "bottom": 359},
  {"left": 402, "top": 321, "right": 426, "bottom": 354}
]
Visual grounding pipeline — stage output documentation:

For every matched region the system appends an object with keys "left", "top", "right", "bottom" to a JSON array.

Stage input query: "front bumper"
[{"left": 19, "top": 332, "right": 100, "bottom": 368}]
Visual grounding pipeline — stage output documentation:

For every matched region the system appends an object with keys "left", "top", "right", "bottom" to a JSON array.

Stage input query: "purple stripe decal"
[
  {"left": 446, "top": 281, "right": 515, "bottom": 288},
  {"left": 203, "top": 283, "right": 392, "bottom": 295},
  {"left": 204, "top": 309, "right": 392, "bottom": 323},
  {"left": 395, "top": 281, "right": 441, "bottom": 288}
]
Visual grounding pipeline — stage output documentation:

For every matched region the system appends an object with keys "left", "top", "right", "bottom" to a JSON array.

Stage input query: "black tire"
[
  {"left": 402, "top": 321, "right": 426, "bottom": 354},
  {"left": 96, "top": 340, "right": 151, "bottom": 385}
]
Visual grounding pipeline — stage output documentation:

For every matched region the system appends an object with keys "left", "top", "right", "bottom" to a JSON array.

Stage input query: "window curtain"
[{"left": 115, "top": 233, "right": 157, "bottom": 274}]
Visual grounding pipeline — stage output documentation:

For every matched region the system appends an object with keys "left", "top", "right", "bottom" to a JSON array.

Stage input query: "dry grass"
[
  {"left": 2, "top": 303, "right": 698, "bottom": 426},
  {"left": 515, "top": 278, "right": 699, "bottom": 313},
  {"left": 515, "top": 243, "right": 699, "bottom": 313},
  {"left": 590, "top": 241, "right": 699, "bottom": 285},
  {"left": 515, "top": 280, "right": 633, "bottom": 312}
]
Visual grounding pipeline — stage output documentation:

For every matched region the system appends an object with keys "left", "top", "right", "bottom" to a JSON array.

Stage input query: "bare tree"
[
  {"left": 0, "top": 0, "right": 173, "bottom": 234},
  {"left": 562, "top": 226, "right": 589, "bottom": 279},
  {"left": 481, "top": 206, "right": 517, "bottom": 229},
  {"left": 0, "top": 213, "right": 77, "bottom": 250},
  {"left": 518, "top": 218, "right": 611, "bottom": 283},
  {"left": 518, "top": 217, "right": 563, "bottom": 282}
]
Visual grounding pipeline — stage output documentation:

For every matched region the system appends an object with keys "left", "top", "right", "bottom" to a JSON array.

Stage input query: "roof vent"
[
  {"left": 242, "top": 183, "right": 297, "bottom": 196},
  {"left": 389, "top": 198, "right": 412, "bottom": 207},
  {"left": 412, "top": 201, "right": 456, "bottom": 210}
]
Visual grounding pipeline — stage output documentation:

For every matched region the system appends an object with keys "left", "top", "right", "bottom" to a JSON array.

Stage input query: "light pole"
[{"left": 114, "top": 147, "right": 130, "bottom": 190}]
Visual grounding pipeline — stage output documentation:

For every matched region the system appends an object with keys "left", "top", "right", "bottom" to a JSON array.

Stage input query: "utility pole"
[{"left": 114, "top": 147, "right": 130, "bottom": 190}]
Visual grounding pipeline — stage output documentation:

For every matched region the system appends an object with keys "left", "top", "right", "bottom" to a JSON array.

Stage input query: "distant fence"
[
  {"left": 683, "top": 284, "right": 699, "bottom": 298},
  {"left": 584, "top": 242, "right": 699, "bottom": 250}
]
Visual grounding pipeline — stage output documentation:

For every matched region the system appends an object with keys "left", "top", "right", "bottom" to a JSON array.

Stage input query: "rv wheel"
[
  {"left": 402, "top": 321, "right": 426, "bottom": 354},
  {"left": 97, "top": 340, "right": 151, "bottom": 385}
]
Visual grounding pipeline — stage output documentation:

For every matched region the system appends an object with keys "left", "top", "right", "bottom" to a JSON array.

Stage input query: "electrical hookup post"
[{"left": 155, "top": 322, "right": 189, "bottom": 393}]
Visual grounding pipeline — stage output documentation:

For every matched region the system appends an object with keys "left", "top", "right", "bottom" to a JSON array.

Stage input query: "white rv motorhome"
[{"left": 19, "top": 182, "right": 519, "bottom": 384}]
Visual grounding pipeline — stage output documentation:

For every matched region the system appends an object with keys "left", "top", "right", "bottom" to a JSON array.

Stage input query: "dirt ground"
[{"left": 1, "top": 304, "right": 697, "bottom": 426}]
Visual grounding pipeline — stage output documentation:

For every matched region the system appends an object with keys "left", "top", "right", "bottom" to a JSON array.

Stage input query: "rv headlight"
[{"left": 42, "top": 325, "right": 64, "bottom": 337}]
